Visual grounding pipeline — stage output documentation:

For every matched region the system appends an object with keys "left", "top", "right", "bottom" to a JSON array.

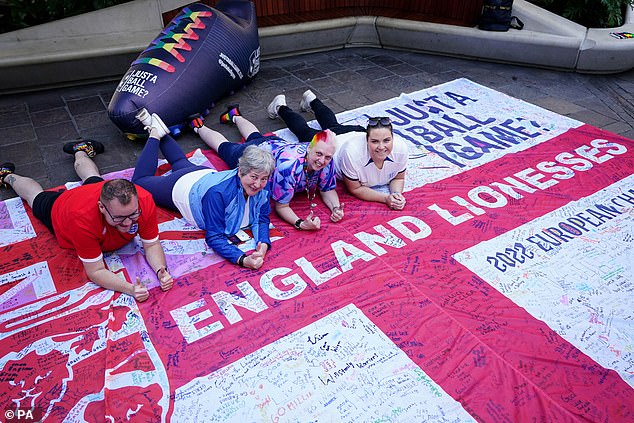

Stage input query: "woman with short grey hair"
[
  {"left": 238, "top": 145, "right": 276, "bottom": 177},
  {"left": 132, "top": 110, "right": 275, "bottom": 270}
]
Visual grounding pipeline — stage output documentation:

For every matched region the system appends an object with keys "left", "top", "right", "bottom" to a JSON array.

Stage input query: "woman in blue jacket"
[{"left": 131, "top": 110, "right": 275, "bottom": 270}]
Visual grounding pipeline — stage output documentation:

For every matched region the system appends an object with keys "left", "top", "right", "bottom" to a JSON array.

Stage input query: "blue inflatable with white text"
[{"left": 108, "top": 0, "right": 260, "bottom": 138}]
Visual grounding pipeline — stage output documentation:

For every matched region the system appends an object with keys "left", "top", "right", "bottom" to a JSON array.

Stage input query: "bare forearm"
[
  {"left": 349, "top": 185, "right": 389, "bottom": 204},
  {"left": 275, "top": 202, "right": 300, "bottom": 225},
  {"left": 143, "top": 240, "right": 168, "bottom": 274},
  {"left": 389, "top": 177, "right": 405, "bottom": 194},
  {"left": 319, "top": 190, "right": 340, "bottom": 212},
  {"left": 88, "top": 268, "right": 134, "bottom": 295}
]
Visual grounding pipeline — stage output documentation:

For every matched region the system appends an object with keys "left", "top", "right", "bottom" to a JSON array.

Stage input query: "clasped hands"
[{"left": 386, "top": 192, "right": 406, "bottom": 210}]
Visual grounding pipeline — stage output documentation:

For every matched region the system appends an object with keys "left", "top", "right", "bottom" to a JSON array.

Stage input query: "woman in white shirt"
[{"left": 334, "top": 116, "right": 408, "bottom": 210}]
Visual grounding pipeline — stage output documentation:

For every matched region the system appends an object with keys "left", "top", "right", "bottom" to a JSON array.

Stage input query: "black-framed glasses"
[
  {"left": 101, "top": 201, "right": 142, "bottom": 224},
  {"left": 367, "top": 116, "right": 392, "bottom": 127}
]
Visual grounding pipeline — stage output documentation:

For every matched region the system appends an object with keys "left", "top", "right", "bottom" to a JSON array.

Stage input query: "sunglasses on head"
[{"left": 367, "top": 116, "right": 392, "bottom": 127}]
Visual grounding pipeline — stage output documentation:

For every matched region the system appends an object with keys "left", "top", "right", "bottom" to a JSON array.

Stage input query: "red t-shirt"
[{"left": 51, "top": 182, "right": 159, "bottom": 262}]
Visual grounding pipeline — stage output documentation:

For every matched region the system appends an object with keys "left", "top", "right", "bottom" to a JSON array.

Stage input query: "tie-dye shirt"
[{"left": 261, "top": 138, "right": 337, "bottom": 204}]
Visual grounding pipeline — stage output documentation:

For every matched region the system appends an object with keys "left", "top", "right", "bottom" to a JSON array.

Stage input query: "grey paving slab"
[
  {"left": 66, "top": 96, "right": 107, "bottom": 115},
  {"left": 303, "top": 77, "right": 351, "bottom": 98},
  {"left": 30, "top": 107, "right": 72, "bottom": 128},
  {"left": 292, "top": 67, "right": 328, "bottom": 82},
  {"left": 2, "top": 140, "right": 44, "bottom": 167},
  {"left": 602, "top": 120, "right": 634, "bottom": 136},
  {"left": 1, "top": 47, "right": 633, "bottom": 204},
  {"left": 33, "top": 121, "right": 80, "bottom": 145},
  {"left": 567, "top": 109, "right": 620, "bottom": 128},
  {"left": 0, "top": 110, "right": 26, "bottom": 129},
  {"left": 529, "top": 97, "right": 587, "bottom": 115},
  {"left": 621, "top": 129, "right": 634, "bottom": 140},
  {"left": 2, "top": 124, "right": 36, "bottom": 146}
]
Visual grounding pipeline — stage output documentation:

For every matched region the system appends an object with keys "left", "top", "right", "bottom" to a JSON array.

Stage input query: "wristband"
[
  {"left": 332, "top": 205, "right": 341, "bottom": 212},
  {"left": 156, "top": 266, "right": 168, "bottom": 278},
  {"left": 294, "top": 218, "right": 304, "bottom": 230},
  {"left": 238, "top": 254, "right": 246, "bottom": 267}
]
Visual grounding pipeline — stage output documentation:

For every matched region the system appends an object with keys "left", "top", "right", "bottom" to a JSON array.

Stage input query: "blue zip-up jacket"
[{"left": 188, "top": 168, "right": 272, "bottom": 264}]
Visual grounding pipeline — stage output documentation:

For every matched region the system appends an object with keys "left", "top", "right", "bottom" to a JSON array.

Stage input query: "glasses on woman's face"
[
  {"left": 367, "top": 116, "right": 392, "bottom": 127},
  {"left": 101, "top": 201, "right": 142, "bottom": 224}
]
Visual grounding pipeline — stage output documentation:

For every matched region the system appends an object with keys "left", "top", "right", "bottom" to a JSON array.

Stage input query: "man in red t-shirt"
[{"left": 1, "top": 140, "right": 173, "bottom": 302}]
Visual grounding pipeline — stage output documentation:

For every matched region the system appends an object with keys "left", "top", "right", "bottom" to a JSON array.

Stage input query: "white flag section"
[
  {"left": 172, "top": 304, "right": 476, "bottom": 422},
  {"left": 454, "top": 175, "right": 634, "bottom": 388},
  {"left": 0, "top": 197, "right": 37, "bottom": 246}
]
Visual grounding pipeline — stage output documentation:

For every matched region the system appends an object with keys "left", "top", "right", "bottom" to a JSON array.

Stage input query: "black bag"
[{"left": 479, "top": 0, "right": 524, "bottom": 31}]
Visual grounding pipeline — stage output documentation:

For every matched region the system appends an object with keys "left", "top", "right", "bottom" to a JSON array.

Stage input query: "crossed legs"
[{"left": 131, "top": 133, "right": 206, "bottom": 210}]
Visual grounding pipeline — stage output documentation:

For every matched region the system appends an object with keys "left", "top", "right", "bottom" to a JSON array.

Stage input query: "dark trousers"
[{"left": 278, "top": 98, "right": 365, "bottom": 143}]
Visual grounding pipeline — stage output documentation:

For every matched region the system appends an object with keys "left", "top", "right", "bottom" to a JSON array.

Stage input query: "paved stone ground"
[{"left": 1, "top": 47, "right": 633, "bottom": 201}]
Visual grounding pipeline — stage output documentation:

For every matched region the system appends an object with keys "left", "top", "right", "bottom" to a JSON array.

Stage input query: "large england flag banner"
[{"left": 1, "top": 78, "right": 632, "bottom": 422}]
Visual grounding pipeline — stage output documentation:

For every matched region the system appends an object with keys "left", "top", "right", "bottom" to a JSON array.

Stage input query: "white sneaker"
[
  {"left": 149, "top": 113, "right": 170, "bottom": 139},
  {"left": 299, "top": 90, "right": 316, "bottom": 112},
  {"left": 267, "top": 94, "right": 286, "bottom": 119},
  {"left": 135, "top": 109, "right": 169, "bottom": 138},
  {"left": 135, "top": 108, "right": 152, "bottom": 127}
]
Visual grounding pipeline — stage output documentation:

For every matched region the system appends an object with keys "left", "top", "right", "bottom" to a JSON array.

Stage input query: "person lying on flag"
[
  {"left": 132, "top": 110, "right": 275, "bottom": 270},
  {"left": 0, "top": 142, "right": 173, "bottom": 302},
  {"left": 268, "top": 91, "right": 408, "bottom": 210},
  {"left": 191, "top": 106, "right": 345, "bottom": 232}
]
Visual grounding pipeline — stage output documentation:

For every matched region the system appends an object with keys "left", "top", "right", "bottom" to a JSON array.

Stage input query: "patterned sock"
[
  {"left": 219, "top": 105, "right": 241, "bottom": 124},
  {"left": 0, "top": 163, "right": 15, "bottom": 186},
  {"left": 63, "top": 140, "right": 104, "bottom": 158},
  {"left": 189, "top": 115, "right": 205, "bottom": 133}
]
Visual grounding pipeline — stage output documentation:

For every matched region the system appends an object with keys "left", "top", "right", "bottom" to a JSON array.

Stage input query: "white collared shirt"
[{"left": 333, "top": 131, "right": 408, "bottom": 188}]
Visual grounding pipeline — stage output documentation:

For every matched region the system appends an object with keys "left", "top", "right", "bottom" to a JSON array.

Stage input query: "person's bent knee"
[
  {"left": 245, "top": 132, "right": 265, "bottom": 142},
  {"left": 83, "top": 176, "right": 104, "bottom": 185}
]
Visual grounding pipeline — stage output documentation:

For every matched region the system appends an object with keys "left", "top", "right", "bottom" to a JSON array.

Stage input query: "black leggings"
[{"left": 278, "top": 98, "right": 365, "bottom": 143}]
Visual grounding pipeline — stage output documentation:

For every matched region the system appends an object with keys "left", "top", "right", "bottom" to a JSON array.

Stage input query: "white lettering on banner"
[
  {"left": 260, "top": 268, "right": 307, "bottom": 300},
  {"left": 172, "top": 217, "right": 433, "bottom": 344},
  {"left": 170, "top": 299, "right": 224, "bottom": 343},
  {"left": 428, "top": 139, "right": 628, "bottom": 225},
  {"left": 171, "top": 139, "right": 627, "bottom": 344},
  {"left": 212, "top": 282, "right": 268, "bottom": 324}
]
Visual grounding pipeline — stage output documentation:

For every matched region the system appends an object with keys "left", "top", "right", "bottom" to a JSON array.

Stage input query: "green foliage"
[
  {"left": 0, "top": 0, "right": 132, "bottom": 33},
  {"left": 530, "top": 0, "right": 634, "bottom": 27}
]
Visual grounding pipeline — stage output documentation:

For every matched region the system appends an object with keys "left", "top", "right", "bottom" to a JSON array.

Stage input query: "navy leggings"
[
  {"left": 131, "top": 134, "right": 208, "bottom": 210},
  {"left": 217, "top": 132, "right": 272, "bottom": 169},
  {"left": 278, "top": 98, "right": 365, "bottom": 143}
]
